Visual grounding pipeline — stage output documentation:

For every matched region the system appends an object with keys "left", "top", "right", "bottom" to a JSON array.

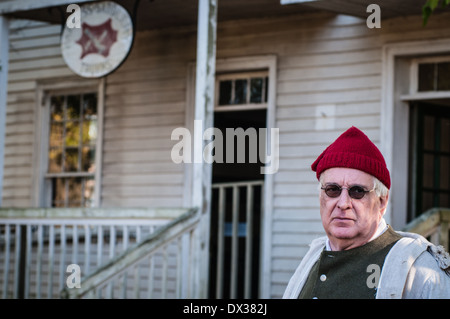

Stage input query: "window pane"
[
  {"left": 84, "top": 177, "right": 95, "bottom": 207},
  {"left": 48, "top": 148, "right": 62, "bottom": 173},
  {"left": 50, "top": 177, "right": 94, "bottom": 208},
  {"left": 422, "top": 153, "right": 434, "bottom": 188},
  {"left": 423, "top": 115, "right": 435, "bottom": 151},
  {"left": 83, "top": 93, "right": 97, "bottom": 120},
  {"left": 68, "top": 177, "right": 82, "bottom": 207},
  {"left": 422, "top": 191, "right": 434, "bottom": 212},
  {"left": 437, "top": 62, "right": 450, "bottom": 91},
  {"left": 439, "top": 192, "right": 450, "bottom": 207},
  {"left": 64, "top": 148, "right": 79, "bottom": 172},
  {"left": 50, "top": 96, "right": 64, "bottom": 121},
  {"left": 440, "top": 155, "right": 449, "bottom": 190},
  {"left": 219, "top": 80, "right": 232, "bottom": 105},
  {"left": 52, "top": 178, "right": 66, "bottom": 207},
  {"left": 234, "top": 79, "right": 247, "bottom": 104},
  {"left": 82, "top": 146, "right": 96, "bottom": 172},
  {"left": 49, "top": 122, "right": 63, "bottom": 147},
  {"left": 82, "top": 120, "right": 97, "bottom": 145},
  {"left": 441, "top": 118, "right": 450, "bottom": 152},
  {"left": 67, "top": 95, "right": 81, "bottom": 120},
  {"left": 418, "top": 63, "right": 435, "bottom": 91},
  {"left": 264, "top": 77, "right": 268, "bottom": 103},
  {"left": 250, "top": 78, "right": 263, "bottom": 103},
  {"left": 65, "top": 120, "right": 80, "bottom": 147}
]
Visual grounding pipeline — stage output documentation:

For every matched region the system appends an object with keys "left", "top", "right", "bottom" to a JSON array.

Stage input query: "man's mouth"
[{"left": 332, "top": 217, "right": 355, "bottom": 223}]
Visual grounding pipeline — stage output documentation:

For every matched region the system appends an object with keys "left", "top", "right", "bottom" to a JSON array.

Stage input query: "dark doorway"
[
  {"left": 208, "top": 109, "right": 266, "bottom": 298},
  {"left": 409, "top": 101, "right": 450, "bottom": 220}
]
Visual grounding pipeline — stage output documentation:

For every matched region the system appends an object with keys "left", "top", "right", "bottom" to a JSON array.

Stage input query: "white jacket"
[{"left": 282, "top": 231, "right": 450, "bottom": 299}]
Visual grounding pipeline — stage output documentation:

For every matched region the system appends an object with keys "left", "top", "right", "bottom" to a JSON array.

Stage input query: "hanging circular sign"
[{"left": 61, "top": 1, "right": 134, "bottom": 78}]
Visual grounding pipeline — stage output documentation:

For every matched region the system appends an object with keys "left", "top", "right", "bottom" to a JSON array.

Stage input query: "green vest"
[{"left": 299, "top": 226, "right": 402, "bottom": 299}]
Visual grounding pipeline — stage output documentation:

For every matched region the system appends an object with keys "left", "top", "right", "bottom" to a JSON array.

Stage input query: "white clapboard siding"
[
  {"left": 100, "top": 29, "right": 196, "bottom": 208},
  {"left": 4, "top": 19, "right": 72, "bottom": 207}
]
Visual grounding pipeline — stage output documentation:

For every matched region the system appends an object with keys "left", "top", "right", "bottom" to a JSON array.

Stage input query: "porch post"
[
  {"left": 191, "top": 0, "right": 217, "bottom": 298},
  {"left": 0, "top": 16, "right": 9, "bottom": 206}
]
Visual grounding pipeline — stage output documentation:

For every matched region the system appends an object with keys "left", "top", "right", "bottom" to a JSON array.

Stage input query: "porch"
[
  {"left": 0, "top": 179, "right": 266, "bottom": 299},
  {"left": 0, "top": 206, "right": 197, "bottom": 299}
]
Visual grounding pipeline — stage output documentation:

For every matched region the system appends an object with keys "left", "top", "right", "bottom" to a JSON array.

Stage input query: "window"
[
  {"left": 215, "top": 71, "right": 268, "bottom": 111},
  {"left": 418, "top": 62, "right": 450, "bottom": 91},
  {"left": 410, "top": 56, "right": 450, "bottom": 94},
  {"left": 410, "top": 102, "right": 450, "bottom": 218},
  {"left": 406, "top": 56, "right": 450, "bottom": 219},
  {"left": 45, "top": 92, "right": 98, "bottom": 207}
]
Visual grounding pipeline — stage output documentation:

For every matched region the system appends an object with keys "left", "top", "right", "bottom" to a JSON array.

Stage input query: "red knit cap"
[{"left": 311, "top": 126, "right": 391, "bottom": 189}]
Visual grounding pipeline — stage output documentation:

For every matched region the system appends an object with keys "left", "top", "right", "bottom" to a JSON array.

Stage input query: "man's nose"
[{"left": 337, "top": 189, "right": 352, "bottom": 210}]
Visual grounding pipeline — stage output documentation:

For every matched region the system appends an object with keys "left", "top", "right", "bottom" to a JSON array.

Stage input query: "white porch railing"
[
  {"left": 210, "top": 180, "right": 264, "bottom": 299},
  {"left": 60, "top": 207, "right": 200, "bottom": 299},
  {"left": 0, "top": 207, "right": 192, "bottom": 299},
  {"left": 402, "top": 207, "right": 450, "bottom": 251}
]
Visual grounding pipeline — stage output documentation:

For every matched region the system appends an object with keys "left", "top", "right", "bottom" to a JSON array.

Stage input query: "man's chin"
[{"left": 329, "top": 226, "right": 357, "bottom": 240}]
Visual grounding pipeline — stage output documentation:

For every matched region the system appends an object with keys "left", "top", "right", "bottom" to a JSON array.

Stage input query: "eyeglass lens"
[{"left": 323, "top": 184, "right": 367, "bottom": 199}]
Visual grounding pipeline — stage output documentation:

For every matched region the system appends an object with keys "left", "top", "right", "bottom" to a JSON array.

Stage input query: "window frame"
[
  {"left": 34, "top": 79, "right": 104, "bottom": 208},
  {"left": 214, "top": 70, "right": 269, "bottom": 112},
  {"left": 409, "top": 55, "right": 450, "bottom": 96}
]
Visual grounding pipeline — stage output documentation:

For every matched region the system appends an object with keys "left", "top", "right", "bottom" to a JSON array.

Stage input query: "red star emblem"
[{"left": 76, "top": 18, "right": 118, "bottom": 59}]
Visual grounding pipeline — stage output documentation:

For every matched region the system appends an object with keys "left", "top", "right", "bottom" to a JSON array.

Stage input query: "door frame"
[
  {"left": 185, "top": 55, "right": 277, "bottom": 298},
  {"left": 381, "top": 38, "right": 450, "bottom": 229}
]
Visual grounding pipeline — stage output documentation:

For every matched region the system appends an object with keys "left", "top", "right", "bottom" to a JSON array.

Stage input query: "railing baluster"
[
  {"left": 162, "top": 245, "right": 168, "bottom": 298},
  {"left": 188, "top": 228, "right": 195, "bottom": 299},
  {"left": 245, "top": 184, "right": 254, "bottom": 299},
  {"left": 95, "top": 225, "right": 103, "bottom": 298},
  {"left": 59, "top": 225, "right": 66, "bottom": 291},
  {"left": 97, "top": 225, "right": 103, "bottom": 267},
  {"left": 84, "top": 225, "right": 91, "bottom": 276},
  {"left": 48, "top": 225, "right": 55, "bottom": 298},
  {"left": 134, "top": 226, "right": 142, "bottom": 299},
  {"left": 176, "top": 235, "right": 182, "bottom": 298},
  {"left": 72, "top": 226, "right": 78, "bottom": 266},
  {"left": 36, "top": 225, "right": 43, "bottom": 299},
  {"left": 216, "top": 186, "right": 225, "bottom": 298},
  {"left": 230, "top": 185, "right": 239, "bottom": 299},
  {"left": 121, "top": 225, "right": 129, "bottom": 298},
  {"left": 2, "top": 224, "right": 10, "bottom": 299},
  {"left": 24, "top": 225, "right": 32, "bottom": 299},
  {"left": 107, "top": 225, "right": 116, "bottom": 299},
  {"left": 13, "top": 224, "right": 21, "bottom": 299},
  {"left": 148, "top": 255, "right": 154, "bottom": 299}
]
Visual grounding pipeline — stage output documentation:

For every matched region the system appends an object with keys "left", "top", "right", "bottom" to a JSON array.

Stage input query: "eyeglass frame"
[{"left": 320, "top": 183, "right": 376, "bottom": 199}]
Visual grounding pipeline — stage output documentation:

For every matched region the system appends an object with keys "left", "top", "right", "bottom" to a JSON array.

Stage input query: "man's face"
[{"left": 319, "top": 167, "right": 388, "bottom": 251}]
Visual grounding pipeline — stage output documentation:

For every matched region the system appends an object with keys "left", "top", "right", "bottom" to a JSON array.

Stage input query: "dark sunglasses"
[{"left": 321, "top": 183, "right": 374, "bottom": 199}]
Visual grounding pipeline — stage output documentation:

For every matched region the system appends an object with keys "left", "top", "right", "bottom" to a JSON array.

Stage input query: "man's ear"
[{"left": 379, "top": 191, "right": 389, "bottom": 215}]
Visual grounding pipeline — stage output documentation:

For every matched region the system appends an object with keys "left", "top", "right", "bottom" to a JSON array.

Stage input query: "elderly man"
[{"left": 283, "top": 126, "right": 450, "bottom": 299}]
